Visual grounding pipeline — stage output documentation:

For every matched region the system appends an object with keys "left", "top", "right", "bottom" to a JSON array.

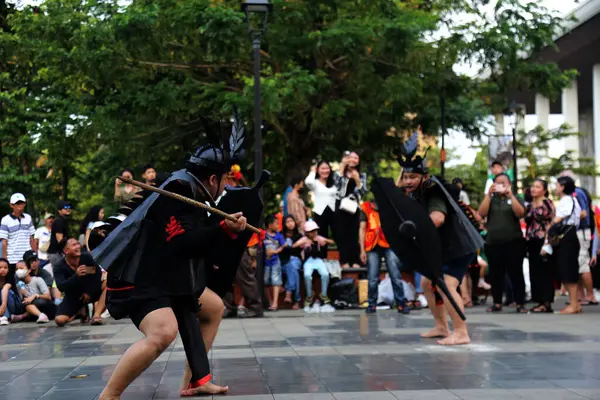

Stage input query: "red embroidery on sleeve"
[
  {"left": 220, "top": 220, "right": 238, "bottom": 240},
  {"left": 166, "top": 216, "right": 185, "bottom": 242}
]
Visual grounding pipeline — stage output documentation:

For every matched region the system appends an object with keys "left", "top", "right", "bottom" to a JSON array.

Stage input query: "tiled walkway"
[{"left": 1, "top": 304, "right": 600, "bottom": 399}]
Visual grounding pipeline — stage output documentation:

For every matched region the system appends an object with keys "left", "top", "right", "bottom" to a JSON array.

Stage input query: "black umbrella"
[{"left": 370, "top": 174, "right": 466, "bottom": 321}]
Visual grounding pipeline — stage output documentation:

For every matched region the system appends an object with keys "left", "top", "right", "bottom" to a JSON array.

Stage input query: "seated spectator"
[
  {"left": 281, "top": 215, "right": 303, "bottom": 309},
  {"left": 0, "top": 258, "right": 27, "bottom": 325},
  {"left": 359, "top": 201, "right": 408, "bottom": 314},
  {"left": 23, "top": 250, "right": 62, "bottom": 305},
  {"left": 15, "top": 261, "right": 56, "bottom": 323},
  {"left": 263, "top": 215, "right": 285, "bottom": 311},
  {"left": 294, "top": 220, "right": 335, "bottom": 313},
  {"left": 54, "top": 238, "right": 107, "bottom": 326}
]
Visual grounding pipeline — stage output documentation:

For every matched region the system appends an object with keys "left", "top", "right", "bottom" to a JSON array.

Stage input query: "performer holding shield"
[{"left": 372, "top": 130, "right": 483, "bottom": 346}]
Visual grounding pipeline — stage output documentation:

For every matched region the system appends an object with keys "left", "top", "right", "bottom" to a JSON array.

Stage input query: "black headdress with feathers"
[
  {"left": 397, "top": 130, "right": 429, "bottom": 174},
  {"left": 186, "top": 106, "right": 246, "bottom": 177}
]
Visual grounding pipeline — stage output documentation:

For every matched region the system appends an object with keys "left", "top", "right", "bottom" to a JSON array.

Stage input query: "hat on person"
[
  {"left": 44, "top": 213, "right": 55, "bottom": 220},
  {"left": 56, "top": 200, "right": 72, "bottom": 210},
  {"left": 23, "top": 250, "right": 38, "bottom": 264},
  {"left": 10, "top": 193, "right": 26, "bottom": 204},
  {"left": 304, "top": 220, "right": 320, "bottom": 233}
]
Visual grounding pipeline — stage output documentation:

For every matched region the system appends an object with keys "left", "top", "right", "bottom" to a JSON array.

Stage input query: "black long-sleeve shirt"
[
  {"left": 54, "top": 253, "right": 102, "bottom": 297},
  {"left": 135, "top": 179, "right": 236, "bottom": 297}
]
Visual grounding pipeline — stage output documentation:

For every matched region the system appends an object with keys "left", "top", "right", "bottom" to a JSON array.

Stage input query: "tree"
[
  {"left": 4, "top": 0, "right": 579, "bottom": 215},
  {"left": 517, "top": 125, "right": 597, "bottom": 189}
]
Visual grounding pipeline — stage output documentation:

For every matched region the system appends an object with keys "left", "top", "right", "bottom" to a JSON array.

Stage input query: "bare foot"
[
  {"left": 437, "top": 331, "right": 470, "bottom": 346},
  {"left": 284, "top": 292, "right": 292, "bottom": 303},
  {"left": 420, "top": 326, "right": 450, "bottom": 338},
  {"left": 559, "top": 306, "right": 582, "bottom": 314},
  {"left": 180, "top": 382, "right": 229, "bottom": 396},
  {"left": 180, "top": 367, "right": 192, "bottom": 392}
]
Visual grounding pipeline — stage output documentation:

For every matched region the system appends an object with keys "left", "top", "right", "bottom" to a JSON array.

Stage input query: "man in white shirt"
[
  {"left": 34, "top": 213, "right": 55, "bottom": 267},
  {"left": 0, "top": 193, "right": 36, "bottom": 274}
]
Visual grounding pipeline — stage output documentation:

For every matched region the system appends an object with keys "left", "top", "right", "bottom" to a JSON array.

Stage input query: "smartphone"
[
  {"left": 495, "top": 184, "right": 505, "bottom": 193},
  {"left": 86, "top": 266, "right": 97, "bottom": 275}
]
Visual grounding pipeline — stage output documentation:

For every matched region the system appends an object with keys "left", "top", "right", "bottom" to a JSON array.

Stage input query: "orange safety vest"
[{"left": 362, "top": 202, "right": 390, "bottom": 252}]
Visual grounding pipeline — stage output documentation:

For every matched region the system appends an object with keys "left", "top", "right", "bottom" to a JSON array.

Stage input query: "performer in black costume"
[
  {"left": 396, "top": 130, "right": 482, "bottom": 345},
  {"left": 94, "top": 113, "right": 255, "bottom": 399}
]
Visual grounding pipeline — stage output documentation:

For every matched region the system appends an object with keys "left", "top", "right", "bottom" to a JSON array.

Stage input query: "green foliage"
[
  {"left": 0, "top": 0, "right": 580, "bottom": 219},
  {"left": 517, "top": 125, "right": 598, "bottom": 188}
]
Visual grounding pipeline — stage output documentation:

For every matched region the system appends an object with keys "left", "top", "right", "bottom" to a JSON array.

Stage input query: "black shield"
[
  {"left": 371, "top": 177, "right": 443, "bottom": 281},
  {"left": 206, "top": 170, "right": 270, "bottom": 297}
]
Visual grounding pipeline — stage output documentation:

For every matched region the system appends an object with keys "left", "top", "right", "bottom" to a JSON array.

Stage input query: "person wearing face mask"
[
  {"left": 15, "top": 260, "right": 56, "bottom": 323},
  {"left": 95, "top": 116, "right": 252, "bottom": 399},
  {"left": 333, "top": 151, "right": 368, "bottom": 269}
]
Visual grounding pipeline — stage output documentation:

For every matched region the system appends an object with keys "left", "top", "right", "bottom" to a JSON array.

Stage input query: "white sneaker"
[
  {"left": 0, "top": 316, "right": 9, "bottom": 326},
  {"left": 37, "top": 313, "right": 49, "bottom": 324},
  {"left": 478, "top": 279, "right": 491, "bottom": 290},
  {"left": 417, "top": 294, "right": 428, "bottom": 308},
  {"left": 101, "top": 309, "right": 111, "bottom": 319},
  {"left": 304, "top": 306, "right": 313, "bottom": 313},
  {"left": 320, "top": 304, "right": 335, "bottom": 313},
  {"left": 594, "top": 289, "right": 600, "bottom": 302},
  {"left": 311, "top": 302, "right": 321, "bottom": 313}
]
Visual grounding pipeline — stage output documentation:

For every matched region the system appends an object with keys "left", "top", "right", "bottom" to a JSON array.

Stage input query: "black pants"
[
  {"left": 333, "top": 205, "right": 361, "bottom": 266},
  {"left": 31, "top": 298, "right": 57, "bottom": 319},
  {"left": 527, "top": 238, "right": 555, "bottom": 304},
  {"left": 313, "top": 207, "right": 335, "bottom": 258},
  {"left": 485, "top": 238, "right": 526, "bottom": 305},
  {"left": 468, "top": 266, "right": 480, "bottom": 302}
]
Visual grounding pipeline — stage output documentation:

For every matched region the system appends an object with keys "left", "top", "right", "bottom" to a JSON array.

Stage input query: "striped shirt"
[{"left": 0, "top": 213, "right": 35, "bottom": 264}]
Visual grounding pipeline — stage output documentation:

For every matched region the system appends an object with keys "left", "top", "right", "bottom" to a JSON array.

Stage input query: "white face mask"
[{"left": 15, "top": 269, "right": 28, "bottom": 279}]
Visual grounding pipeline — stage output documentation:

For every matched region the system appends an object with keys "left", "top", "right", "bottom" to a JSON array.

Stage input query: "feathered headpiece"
[
  {"left": 396, "top": 130, "right": 429, "bottom": 174},
  {"left": 186, "top": 106, "right": 246, "bottom": 175}
]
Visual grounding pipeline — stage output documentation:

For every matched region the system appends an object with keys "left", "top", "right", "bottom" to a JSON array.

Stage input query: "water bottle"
[{"left": 17, "top": 281, "right": 25, "bottom": 291}]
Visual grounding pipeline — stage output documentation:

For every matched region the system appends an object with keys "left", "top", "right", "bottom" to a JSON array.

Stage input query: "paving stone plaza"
[{"left": 1, "top": 304, "right": 600, "bottom": 400}]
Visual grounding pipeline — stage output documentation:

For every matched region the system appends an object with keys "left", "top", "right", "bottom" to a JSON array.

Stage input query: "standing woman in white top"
[
  {"left": 305, "top": 161, "right": 338, "bottom": 258},
  {"left": 548, "top": 176, "right": 582, "bottom": 314}
]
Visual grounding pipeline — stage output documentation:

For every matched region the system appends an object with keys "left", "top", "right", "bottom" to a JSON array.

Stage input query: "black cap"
[
  {"left": 56, "top": 200, "right": 72, "bottom": 210},
  {"left": 23, "top": 250, "right": 38, "bottom": 265}
]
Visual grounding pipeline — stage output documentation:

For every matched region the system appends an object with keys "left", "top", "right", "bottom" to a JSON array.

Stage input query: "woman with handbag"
[
  {"left": 305, "top": 161, "right": 338, "bottom": 257},
  {"left": 524, "top": 179, "right": 556, "bottom": 313},
  {"left": 333, "top": 151, "right": 367, "bottom": 269},
  {"left": 546, "top": 176, "right": 582, "bottom": 314}
]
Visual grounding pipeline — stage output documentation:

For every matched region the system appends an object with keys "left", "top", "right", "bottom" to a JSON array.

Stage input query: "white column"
[
  {"left": 593, "top": 64, "right": 600, "bottom": 195},
  {"left": 495, "top": 114, "right": 505, "bottom": 136},
  {"left": 562, "top": 79, "right": 580, "bottom": 157},
  {"left": 535, "top": 94, "right": 550, "bottom": 130}
]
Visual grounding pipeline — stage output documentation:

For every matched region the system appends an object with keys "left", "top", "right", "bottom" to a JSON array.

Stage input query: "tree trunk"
[{"left": 61, "top": 167, "right": 69, "bottom": 200}]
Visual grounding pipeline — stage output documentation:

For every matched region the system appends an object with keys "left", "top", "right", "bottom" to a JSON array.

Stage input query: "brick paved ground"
[{"left": 1, "top": 302, "right": 599, "bottom": 399}]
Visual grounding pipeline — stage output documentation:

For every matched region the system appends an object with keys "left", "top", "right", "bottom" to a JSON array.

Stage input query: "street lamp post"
[
  {"left": 507, "top": 101, "right": 524, "bottom": 194},
  {"left": 242, "top": 0, "right": 272, "bottom": 313},
  {"left": 242, "top": 0, "right": 272, "bottom": 197}
]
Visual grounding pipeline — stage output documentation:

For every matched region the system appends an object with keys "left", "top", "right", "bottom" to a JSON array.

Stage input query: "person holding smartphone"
[
  {"left": 53, "top": 238, "right": 107, "bottom": 326},
  {"left": 478, "top": 173, "right": 527, "bottom": 313}
]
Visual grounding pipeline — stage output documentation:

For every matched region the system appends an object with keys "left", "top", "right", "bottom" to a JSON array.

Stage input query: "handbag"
[
  {"left": 548, "top": 198, "right": 576, "bottom": 246},
  {"left": 339, "top": 195, "right": 359, "bottom": 214}
]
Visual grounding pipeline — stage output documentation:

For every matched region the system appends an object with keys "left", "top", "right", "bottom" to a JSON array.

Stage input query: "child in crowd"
[
  {"left": 0, "top": 258, "right": 26, "bottom": 325},
  {"left": 281, "top": 215, "right": 303, "bottom": 309},
  {"left": 15, "top": 260, "right": 56, "bottom": 323},
  {"left": 293, "top": 220, "right": 335, "bottom": 313},
  {"left": 263, "top": 215, "right": 285, "bottom": 311}
]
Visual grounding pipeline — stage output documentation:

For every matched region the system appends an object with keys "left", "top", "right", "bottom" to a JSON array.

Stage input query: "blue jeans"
[
  {"left": 367, "top": 247, "right": 406, "bottom": 307},
  {"left": 1, "top": 290, "right": 25, "bottom": 319},
  {"left": 283, "top": 256, "right": 302, "bottom": 302},
  {"left": 304, "top": 258, "right": 329, "bottom": 298}
]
